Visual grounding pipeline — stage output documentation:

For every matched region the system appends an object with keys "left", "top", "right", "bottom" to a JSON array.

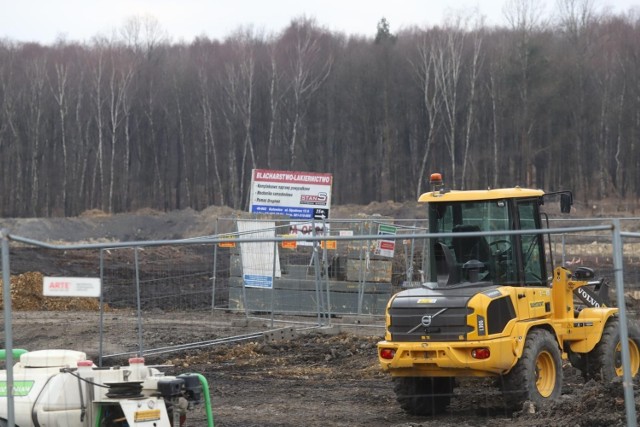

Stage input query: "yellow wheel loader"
[{"left": 377, "top": 173, "right": 640, "bottom": 415}]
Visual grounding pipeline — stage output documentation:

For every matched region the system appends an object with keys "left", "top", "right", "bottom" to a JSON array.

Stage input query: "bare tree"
[
  {"left": 23, "top": 56, "right": 47, "bottom": 215},
  {"left": 73, "top": 67, "right": 91, "bottom": 213},
  {"left": 171, "top": 69, "right": 192, "bottom": 209},
  {"left": 556, "top": 0, "right": 597, "bottom": 36},
  {"left": 554, "top": 0, "right": 599, "bottom": 197},
  {"left": 49, "top": 61, "right": 70, "bottom": 214},
  {"left": 196, "top": 60, "right": 225, "bottom": 206},
  {"left": 461, "top": 23, "right": 484, "bottom": 189},
  {"left": 120, "top": 14, "right": 169, "bottom": 59},
  {"left": 221, "top": 29, "right": 259, "bottom": 209},
  {"left": 281, "top": 18, "right": 333, "bottom": 169},
  {"left": 411, "top": 32, "right": 442, "bottom": 197},
  {"left": 503, "top": 0, "right": 547, "bottom": 187},
  {"left": 106, "top": 47, "right": 134, "bottom": 212},
  {"left": 487, "top": 49, "right": 504, "bottom": 189},
  {"left": 88, "top": 39, "right": 108, "bottom": 210},
  {"left": 120, "top": 15, "right": 169, "bottom": 208},
  {"left": 433, "top": 23, "right": 465, "bottom": 187},
  {"left": 2, "top": 10, "right": 640, "bottom": 216},
  {"left": 266, "top": 41, "right": 288, "bottom": 169},
  {"left": 0, "top": 48, "right": 23, "bottom": 215}
]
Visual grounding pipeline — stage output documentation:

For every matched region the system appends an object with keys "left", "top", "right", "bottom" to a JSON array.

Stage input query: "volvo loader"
[{"left": 377, "top": 173, "right": 640, "bottom": 414}]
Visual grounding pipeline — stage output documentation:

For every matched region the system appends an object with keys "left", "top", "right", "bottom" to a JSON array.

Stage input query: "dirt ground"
[
  {"left": 1, "top": 203, "right": 640, "bottom": 426},
  {"left": 6, "top": 308, "right": 639, "bottom": 427}
]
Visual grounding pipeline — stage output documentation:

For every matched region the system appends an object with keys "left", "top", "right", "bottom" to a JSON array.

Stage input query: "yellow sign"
[
  {"left": 218, "top": 234, "right": 236, "bottom": 248},
  {"left": 281, "top": 234, "right": 297, "bottom": 249},
  {"left": 321, "top": 240, "right": 337, "bottom": 250},
  {"left": 282, "top": 240, "right": 297, "bottom": 249},
  {"left": 134, "top": 409, "right": 161, "bottom": 422}
]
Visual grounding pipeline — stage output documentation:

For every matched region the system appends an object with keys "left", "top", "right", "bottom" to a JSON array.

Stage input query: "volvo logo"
[
  {"left": 577, "top": 287, "right": 600, "bottom": 307},
  {"left": 408, "top": 308, "right": 447, "bottom": 334},
  {"left": 421, "top": 315, "right": 433, "bottom": 327}
]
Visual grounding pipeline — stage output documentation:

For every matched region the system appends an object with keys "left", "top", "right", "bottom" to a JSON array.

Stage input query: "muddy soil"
[
  {"left": 165, "top": 330, "right": 639, "bottom": 427},
  {"left": 4, "top": 307, "right": 639, "bottom": 427},
  {"left": 2, "top": 206, "right": 640, "bottom": 426}
]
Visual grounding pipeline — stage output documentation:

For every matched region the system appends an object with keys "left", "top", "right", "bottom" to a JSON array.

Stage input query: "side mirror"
[
  {"left": 573, "top": 266, "right": 595, "bottom": 280},
  {"left": 560, "top": 193, "right": 573, "bottom": 214}
]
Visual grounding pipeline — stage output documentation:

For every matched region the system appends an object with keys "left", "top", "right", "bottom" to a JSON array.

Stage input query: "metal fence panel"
[{"left": 3, "top": 217, "right": 640, "bottom": 426}]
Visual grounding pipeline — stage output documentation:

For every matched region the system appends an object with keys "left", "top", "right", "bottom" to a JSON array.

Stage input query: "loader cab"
[{"left": 422, "top": 177, "right": 548, "bottom": 288}]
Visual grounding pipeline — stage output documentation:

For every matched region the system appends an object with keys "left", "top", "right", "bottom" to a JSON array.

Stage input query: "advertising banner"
[
  {"left": 43, "top": 277, "right": 101, "bottom": 297},
  {"left": 249, "top": 169, "right": 333, "bottom": 220}
]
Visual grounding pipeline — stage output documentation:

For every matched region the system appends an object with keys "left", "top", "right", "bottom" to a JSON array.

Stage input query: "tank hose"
[
  {"left": 186, "top": 373, "right": 215, "bottom": 427},
  {"left": 94, "top": 406, "right": 102, "bottom": 427}
]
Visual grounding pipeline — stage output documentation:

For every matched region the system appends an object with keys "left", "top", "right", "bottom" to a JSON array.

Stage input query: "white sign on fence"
[
  {"left": 237, "top": 220, "right": 282, "bottom": 289},
  {"left": 43, "top": 277, "right": 101, "bottom": 297},
  {"left": 374, "top": 224, "right": 397, "bottom": 258},
  {"left": 287, "top": 221, "right": 330, "bottom": 246}
]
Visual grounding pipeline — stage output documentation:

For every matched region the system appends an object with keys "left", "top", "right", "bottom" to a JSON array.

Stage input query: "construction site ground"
[
  {"left": 2, "top": 203, "right": 640, "bottom": 426},
  {"left": 5, "top": 308, "right": 638, "bottom": 427}
]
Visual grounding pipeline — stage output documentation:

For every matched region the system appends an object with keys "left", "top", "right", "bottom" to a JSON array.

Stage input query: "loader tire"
[
  {"left": 585, "top": 318, "right": 640, "bottom": 382},
  {"left": 502, "top": 329, "right": 562, "bottom": 408},
  {"left": 393, "top": 376, "right": 455, "bottom": 415}
]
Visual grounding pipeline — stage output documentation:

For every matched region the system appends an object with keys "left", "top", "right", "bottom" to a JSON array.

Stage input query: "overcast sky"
[{"left": 2, "top": 0, "right": 640, "bottom": 45}]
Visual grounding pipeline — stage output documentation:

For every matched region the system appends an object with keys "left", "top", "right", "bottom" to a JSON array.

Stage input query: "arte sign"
[
  {"left": 43, "top": 277, "right": 101, "bottom": 297},
  {"left": 249, "top": 169, "right": 333, "bottom": 220}
]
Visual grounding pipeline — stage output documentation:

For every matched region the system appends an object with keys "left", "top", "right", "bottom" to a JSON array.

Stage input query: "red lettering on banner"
[
  {"left": 49, "top": 281, "right": 70, "bottom": 290},
  {"left": 380, "top": 241, "right": 395, "bottom": 250}
]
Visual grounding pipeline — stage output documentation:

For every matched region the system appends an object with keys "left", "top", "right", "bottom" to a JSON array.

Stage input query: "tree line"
[{"left": 1, "top": 0, "right": 639, "bottom": 218}]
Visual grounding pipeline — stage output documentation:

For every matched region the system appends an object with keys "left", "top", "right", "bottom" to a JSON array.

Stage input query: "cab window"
[
  {"left": 428, "top": 200, "right": 515, "bottom": 285},
  {"left": 517, "top": 201, "right": 546, "bottom": 285}
]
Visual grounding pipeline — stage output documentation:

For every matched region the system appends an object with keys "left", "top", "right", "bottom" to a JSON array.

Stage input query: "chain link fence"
[
  {"left": 3, "top": 217, "right": 640, "bottom": 356},
  {"left": 2, "top": 217, "right": 640, "bottom": 425}
]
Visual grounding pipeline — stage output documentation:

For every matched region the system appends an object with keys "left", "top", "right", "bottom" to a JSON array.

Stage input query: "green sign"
[
  {"left": 378, "top": 224, "right": 397, "bottom": 235},
  {"left": 0, "top": 381, "right": 35, "bottom": 397}
]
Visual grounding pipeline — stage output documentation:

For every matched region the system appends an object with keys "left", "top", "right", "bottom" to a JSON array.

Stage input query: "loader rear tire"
[
  {"left": 586, "top": 318, "right": 640, "bottom": 382},
  {"left": 393, "top": 376, "right": 455, "bottom": 415},
  {"left": 502, "top": 329, "right": 562, "bottom": 408}
]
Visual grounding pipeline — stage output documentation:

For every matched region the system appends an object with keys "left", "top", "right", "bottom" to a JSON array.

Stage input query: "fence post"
[
  {"left": 357, "top": 222, "right": 365, "bottom": 315},
  {"left": 312, "top": 221, "right": 326, "bottom": 326},
  {"left": 99, "top": 249, "right": 105, "bottom": 366},
  {"left": 407, "top": 223, "right": 416, "bottom": 285},
  {"left": 322, "top": 217, "right": 332, "bottom": 324},
  {"left": 211, "top": 219, "right": 219, "bottom": 313},
  {"left": 270, "top": 239, "right": 277, "bottom": 328},
  {"left": 611, "top": 219, "right": 637, "bottom": 427},
  {"left": 134, "top": 247, "right": 144, "bottom": 357},
  {"left": 1, "top": 229, "right": 15, "bottom": 427}
]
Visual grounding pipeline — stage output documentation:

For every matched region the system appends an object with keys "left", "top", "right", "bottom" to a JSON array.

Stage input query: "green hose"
[
  {"left": 0, "top": 349, "right": 27, "bottom": 361},
  {"left": 190, "top": 373, "right": 215, "bottom": 427},
  {"left": 94, "top": 406, "right": 102, "bottom": 427}
]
